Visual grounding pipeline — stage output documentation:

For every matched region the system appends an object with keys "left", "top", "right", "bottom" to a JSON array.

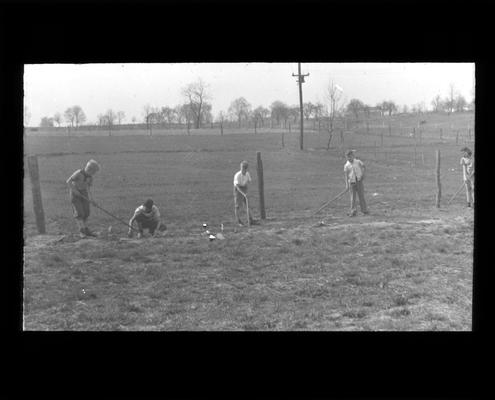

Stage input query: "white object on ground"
[{"left": 209, "top": 234, "right": 216, "bottom": 240}]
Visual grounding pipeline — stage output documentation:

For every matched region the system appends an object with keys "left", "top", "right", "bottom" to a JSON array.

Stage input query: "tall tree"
[
  {"left": 431, "top": 95, "right": 442, "bottom": 113},
  {"left": 253, "top": 106, "right": 270, "bottom": 127},
  {"left": 181, "top": 78, "right": 210, "bottom": 129},
  {"left": 64, "top": 107, "right": 75, "bottom": 128},
  {"left": 53, "top": 112, "right": 62, "bottom": 127},
  {"left": 454, "top": 94, "right": 467, "bottom": 112},
  {"left": 325, "top": 81, "right": 345, "bottom": 150},
  {"left": 116, "top": 111, "right": 126, "bottom": 125},
  {"left": 228, "top": 97, "right": 252, "bottom": 128},
  {"left": 71, "top": 105, "right": 86, "bottom": 129},
  {"left": 270, "top": 100, "right": 289, "bottom": 127},
  {"left": 303, "top": 102, "right": 315, "bottom": 121},
  {"left": 347, "top": 99, "right": 365, "bottom": 121}
]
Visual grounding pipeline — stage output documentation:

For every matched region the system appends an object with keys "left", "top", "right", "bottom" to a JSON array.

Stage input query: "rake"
[
  {"left": 78, "top": 193, "right": 139, "bottom": 232},
  {"left": 311, "top": 187, "right": 349, "bottom": 216}
]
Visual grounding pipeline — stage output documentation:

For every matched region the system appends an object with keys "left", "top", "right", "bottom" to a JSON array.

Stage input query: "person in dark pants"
[
  {"left": 128, "top": 198, "right": 163, "bottom": 238},
  {"left": 66, "top": 159, "right": 100, "bottom": 237},
  {"left": 343, "top": 150, "right": 369, "bottom": 217}
]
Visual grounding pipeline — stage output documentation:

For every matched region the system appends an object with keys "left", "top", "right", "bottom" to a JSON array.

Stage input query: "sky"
[{"left": 24, "top": 63, "right": 475, "bottom": 126}]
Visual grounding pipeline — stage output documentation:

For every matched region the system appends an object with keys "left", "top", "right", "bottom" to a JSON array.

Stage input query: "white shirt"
[
  {"left": 344, "top": 159, "right": 364, "bottom": 183},
  {"left": 233, "top": 170, "right": 252, "bottom": 187},
  {"left": 460, "top": 156, "right": 474, "bottom": 181},
  {"left": 132, "top": 204, "right": 160, "bottom": 221}
]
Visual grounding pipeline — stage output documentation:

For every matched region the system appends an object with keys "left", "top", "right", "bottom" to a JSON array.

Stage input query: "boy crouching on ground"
[
  {"left": 128, "top": 198, "right": 164, "bottom": 238},
  {"left": 233, "top": 160, "right": 255, "bottom": 226},
  {"left": 344, "top": 150, "right": 369, "bottom": 217},
  {"left": 66, "top": 159, "right": 100, "bottom": 237}
]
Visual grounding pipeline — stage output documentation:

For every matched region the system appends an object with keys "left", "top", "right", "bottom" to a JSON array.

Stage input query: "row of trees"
[{"left": 29, "top": 80, "right": 473, "bottom": 129}]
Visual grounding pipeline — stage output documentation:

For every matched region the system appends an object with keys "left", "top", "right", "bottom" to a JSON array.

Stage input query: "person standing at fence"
[
  {"left": 344, "top": 150, "right": 369, "bottom": 217},
  {"left": 66, "top": 159, "right": 100, "bottom": 237},
  {"left": 233, "top": 160, "right": 254, "bottom": 226},
  {"left": 460, "top": 147, "right": 475, "bottom": 207}
]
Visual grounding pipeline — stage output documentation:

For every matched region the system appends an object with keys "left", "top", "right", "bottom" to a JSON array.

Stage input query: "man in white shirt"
[
  {"left": 344, "top": 150, "right": 369, "bottom": 217},
  {"left": 460, "top": 147, "right": 474, "bottom": 207},
  {"left": 233, "top": 160, "right": 254, "bottom": 226},
  {"left": 128, "top": 198, "right": 163, "bottom": 238}
]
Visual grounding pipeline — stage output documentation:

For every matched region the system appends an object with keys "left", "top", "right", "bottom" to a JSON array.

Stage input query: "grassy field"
[{"left": 23, "top": 112, "right": 475, "bottom": 330}]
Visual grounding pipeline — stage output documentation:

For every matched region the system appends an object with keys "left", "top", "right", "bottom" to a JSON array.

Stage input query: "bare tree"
[
  {"left": 347, "top": 99, "right": 365, "bottom": 121},
  {"left": 71, "top": 105, "right": 86, "bottom": 129},
  {"left": 116, "top": 111, "right": 126, "bottom": 125},
  {"left": 253, "top": 106, "right": 270, "bottom": 128},
  {"left": 431, "top": 95, "right": 442, "bottom": 113},
  {"left": 455, "top": 94, "right": 467, "bottom": 112},
  {"left": 228, "top": 97, "right": 252, "bottom": 128},
  {"left": 142, "top": 104, "right": 154, "bottom": 134},
  {"left": 53, "top": 112, "right": 62, "bottom": 127},
  {"left": 325, "top": 81, "right": 345, "bottom": 150},
  {"left": 303, "top": 102, "right": 314, "bottom": 121},
  {"left": 64, "top": 107, "right": 75, "bottom": 129},
  {"left": 104, "top": 109, "right": 117, "bottom": 136},
  {"left": 181, "top": 78, "right": 210, "bottom": 129},
  {"left": 313, "top": 102, "right": 325, "bottom": 130},
  {"left": 270, "top": 100, "right": 289, "bottom": 127}
]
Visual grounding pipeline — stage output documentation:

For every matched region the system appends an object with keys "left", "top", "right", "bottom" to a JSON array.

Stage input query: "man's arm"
[
  {"left": 344, "top": 170, "right": 349, "bottom": 189},
  {"left": 66, "top": 174, "right": 83, "bottom": 197}
]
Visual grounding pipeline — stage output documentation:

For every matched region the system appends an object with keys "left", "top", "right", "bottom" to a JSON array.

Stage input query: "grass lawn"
[{"left": 23, "top": 112, "right": 475, "bottom": 330}]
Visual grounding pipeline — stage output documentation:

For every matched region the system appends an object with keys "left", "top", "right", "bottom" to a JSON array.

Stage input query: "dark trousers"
[{"left": 135, "top": 214, "right": 158, "bottom": 234}]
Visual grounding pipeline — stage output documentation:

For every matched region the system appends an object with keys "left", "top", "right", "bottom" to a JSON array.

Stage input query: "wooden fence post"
[
  {"left": 27, "top": 155, "right": 46, "bottom": 234},
  {"left": 388, "top": 123, "right": 392, "bottom": 137},
  {"left": 374, "top": 141, "right": 377, "bottom": 160},
  {"left": 414, "top": 142, "right": 417, "bottom": 167},
  {"left": 289, "top": 123, "right": 291, "bottom": 133},
  {"left": 380, "top": 129, "right": 384, "bottom": 147},
  {"left": 281, "top": 132, "right": 285, "bottom": 148},
  {"left": 440, "top": 128, "right": 443, "bottom": 141},
  {"left": 456, "top": 130, "right": 459, "bottom": 145},
  {"left": 435, "top": 150, "right": 441, "bottom": 208},
  {"left": 366, "top": 121, "right": 369, "bottom": 134},
  {"left": 220, "top": 121, "right": 224, "bottom": 136},
  {"left": 468, "top": 128, "right": 472, "bottom": 141},
  {"left": 254, "top": 120, "right": 257, "bottom": 134},
  {"left": 256, "top": 152, "right": 266, "bottom": 220}
]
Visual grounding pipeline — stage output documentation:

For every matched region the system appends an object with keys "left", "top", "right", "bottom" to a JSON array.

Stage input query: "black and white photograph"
[{"left": 22, "top": 62, "right": 475, "bottom": 331}]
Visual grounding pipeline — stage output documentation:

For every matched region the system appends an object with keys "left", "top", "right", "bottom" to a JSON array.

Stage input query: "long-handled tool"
[
  {"left": 78, "top": 193, "right": 139, "bottom": 232},
  {"left": 311, "top": 187, "right": 349, "bottom": 216},
  {"left": 447, "top": 181, "right": 468, "bottom": 206},
  {"left": 235, "top": 186, "right": 251, "bottom": 227}
]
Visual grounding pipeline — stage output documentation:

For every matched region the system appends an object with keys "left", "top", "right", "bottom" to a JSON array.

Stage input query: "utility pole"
[{"left": 292, "top": 63, "right": 309, "bottom": 150}]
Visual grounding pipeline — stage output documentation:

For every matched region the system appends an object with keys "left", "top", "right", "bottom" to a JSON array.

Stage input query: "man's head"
[
  {"left": 84, "top": 159, "right": 100, "bottom": 176},
  {"left": 240, "top": 160, "right": 248, "bottom": 174},
  {"left": 345, "top": 150, "right": 355, "bottom": 162},
  {"left": 144, "top": 198, "right": 154, "bottom": 211},
  {"left": 461, "top": 147, "right": 472, "bottom": 157}
]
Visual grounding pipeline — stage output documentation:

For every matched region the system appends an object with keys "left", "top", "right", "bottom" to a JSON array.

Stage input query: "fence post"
[
  {"left": 340, "top": 129, "right": 344, "bottom": 146},
  {"left": 414, "top": 142, "right": 417, "bottom": 167},
  {"left": 281, "top": 132, "right": 285, "bottom": 148},
  {"left": 289, "top": 123, "right": 291, "bottom": 133},
  {"left": 436, "top": 150, "right": 441, "bottom": 208},
  {"left": 254, "top": 120, "right": 257, "bottom": 134},
  {"left": 456, "top": 130, "right": 459, "bottom": 145},
  {"left": 366, "top": 120, "right": 369, "bottom": 133},
  {"left": 381, "top": 129, "right": 383, "bottom": 147},
  {"left": 440, "top": 128, "right": 443, "bottom": 141},
  {"left": 468, "top": 128, "right": 471, "bottom": 141},
  {"left": 374, "top": 141, "right": 377, "bottom": 159},
  {"left": 388, "top": 123, "right": 391, "bottom": 137},
  {"left": 256, "top": 151, "right": 266, "bottom": 220},
  {"left": 27, "top": 155, "right": 46, "bottom": 234},
  {"left": 220, "top": 121, "right": 223, "bottom": 136}
]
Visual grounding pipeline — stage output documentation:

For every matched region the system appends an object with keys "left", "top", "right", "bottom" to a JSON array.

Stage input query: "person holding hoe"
[
  {"left": 66, "top": 159, "right": 100, "bottom": 237},
  {"left": 344, "top": 150, "right": 369, "bottom": 217},
  {"left": 128, "top": 198, "right": 165, "bottom": 239},
  {"left": 233, "top": 160, "right": 256, "bottom": 226},
  {"left": 460, "top": 147, "right": 475, "bottom": 208}
]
